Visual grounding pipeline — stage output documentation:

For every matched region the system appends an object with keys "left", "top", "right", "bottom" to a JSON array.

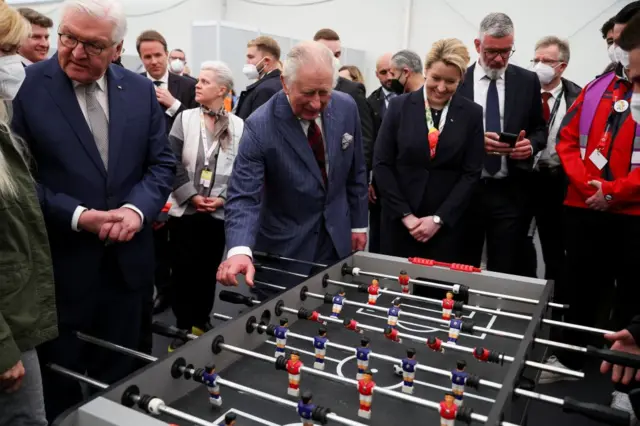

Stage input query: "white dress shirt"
[
  {"left": 536, "top": 82, "right": 566, "bottom": 169},
  {"left": 473, "top": 62, "right": 508, "bottom": 179},
  {"left": 70, "top": 75, "right": 144, "bottom": 231},
  {"left": 227, "top": 112, "right": 366, "bottom": 260},
  {"left": 147, "top": 70, "right": 182, "bottom": 117},
  {"left": 381, "top": 87, "right": 395, "bottom": 108}
]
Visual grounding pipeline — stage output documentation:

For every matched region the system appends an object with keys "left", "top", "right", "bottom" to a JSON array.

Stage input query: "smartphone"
[{"left": 499, "top": 132, "right": 519, "bottom": 147}]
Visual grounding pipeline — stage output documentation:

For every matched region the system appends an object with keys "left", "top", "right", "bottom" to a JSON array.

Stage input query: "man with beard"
[
  {"left": 366, "top": 52, "right": 394, "bottom": 253},
  {"left": 457, "top": 12, "right": 547, "bottom": 276}
]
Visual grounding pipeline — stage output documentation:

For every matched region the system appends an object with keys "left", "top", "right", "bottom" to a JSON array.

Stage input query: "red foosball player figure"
[
  {"left": 307, "top": 309, "right": 327, "bottom": 326},
  {"left": 398, "top": 270, "right": 410, "bottom": 294},
  {"left": 286, "top": 351, "right": 303, "bottom": 397},
  {"left": 368, "top": 279, "right": 380, "bottom": 305},
  {"left": 442, "top": 291, "right": 455, "bottom": 320},
  {"left": 427, "top": 336, "right": 444, "bottom": 353},
  {"left": 357, "top": 370, "right": 375, "bottom": 419},
  {"left": 384, "top": 326, "right": 402, "bottom": 343},
  {"left": 343, "top": 318, "right": 363, "bottom": 334},
  {"left": 217, "top": 412, "right": 236, "bottom": 426},
  {"left": 440, "top": 392, "right": 457, "bottom": 426}
]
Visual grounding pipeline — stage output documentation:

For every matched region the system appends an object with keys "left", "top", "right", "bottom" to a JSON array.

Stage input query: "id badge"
[
  {"left": 589, "top": 149, "right": 608, "bottom": 170},
  {"left": 200, "top": 169, "right": 213, "bottom": 188}
]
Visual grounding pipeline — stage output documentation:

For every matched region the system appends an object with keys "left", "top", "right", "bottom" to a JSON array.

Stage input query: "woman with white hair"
[
  {"left": 166, "top": 60, "right": 243, "bottom": 351},
  {"left": 0, "top": 2, "right": 57, "bottom": 425}
]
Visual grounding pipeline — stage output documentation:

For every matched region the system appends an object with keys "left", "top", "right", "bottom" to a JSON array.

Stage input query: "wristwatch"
[
  {"left": 433, "top": 215, "right": 443, "bottom": 225},
  {"left": 605, "top": 194, "right": 613, "bottom": 202}
]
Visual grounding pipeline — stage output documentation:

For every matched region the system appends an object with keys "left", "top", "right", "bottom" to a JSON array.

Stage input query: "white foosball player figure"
[
  {"left": 202, "top": 364, "right": 222, "bottom": 406},
  {"left": 331, "top": 289, "right": 346, "bottom": 318}
]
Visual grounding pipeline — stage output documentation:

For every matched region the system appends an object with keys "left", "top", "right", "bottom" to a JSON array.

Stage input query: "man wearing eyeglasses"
[
  {"left": 10, "top": 0, "right": 176, "bottom": 421},
  {"left": 458, "top": 12, "right": 547, "bottom": 276}
]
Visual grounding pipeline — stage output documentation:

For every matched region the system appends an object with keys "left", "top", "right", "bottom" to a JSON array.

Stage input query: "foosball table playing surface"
[{"left": 52, "top": 252, "right": 639, "bottom": 426}]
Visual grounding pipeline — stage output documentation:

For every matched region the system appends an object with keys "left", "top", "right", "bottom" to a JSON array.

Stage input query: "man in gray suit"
[{"left": 217, "top": 41, "right": 368, "bottom": 286}]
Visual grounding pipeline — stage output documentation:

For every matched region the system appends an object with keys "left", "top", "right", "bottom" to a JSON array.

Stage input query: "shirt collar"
[
  {"left": 149, "top": 70, "right": 169, "bottom": 85},
  {"left": 542, "top": 81, "right": 563, "bottom": 98},
  {"left": 19, "top": 55, "right": 32, "bottom": 66},
  {"left": 72, "top": 73, "right": 107, "bottom": 92},
  {"left": 381, "top": 86, "right": 394, "bottom": 98}
]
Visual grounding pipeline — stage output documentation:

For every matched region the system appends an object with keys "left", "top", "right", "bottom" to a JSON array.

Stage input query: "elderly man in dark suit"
[
  {"left": 217, "top": 41, "right": 368, "bottom": 287},
  {"left": 457, "top": 12, "right": 547, "bottom": 276},
  {"left": 11, "top": 0, "right": 176, "bottom": 420}
]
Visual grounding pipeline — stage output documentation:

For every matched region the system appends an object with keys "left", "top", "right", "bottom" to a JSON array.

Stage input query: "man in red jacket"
[{"left": 547, "top": 1, "right": 640, "bottom": 385}]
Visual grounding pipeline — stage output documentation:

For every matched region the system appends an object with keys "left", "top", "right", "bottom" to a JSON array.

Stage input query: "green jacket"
[{"left": 0, "top": 130, "right": 57, "bottom": 374}]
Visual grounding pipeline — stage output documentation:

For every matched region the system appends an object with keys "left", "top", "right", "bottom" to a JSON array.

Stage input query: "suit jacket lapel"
[
  {"left": 45, "top": 60, "right": 107, "bottom": 177},
  {"left": 168, "top": 72, "right": 179, "bottom": 98},
  {"left": 106, "top": 65, "right": 126, "bottom": 178},
  {"left": 273, "top": 92, "right": 324, "bottom": 187},
  {"left": 504, "top": 65, "right": 517, "bottom": 131},
  {"left": 458, "top": 64, "right": 475, "bottom": 101},
  {"left": 409, "top": 90, "right": 430, "bottom": 166}
]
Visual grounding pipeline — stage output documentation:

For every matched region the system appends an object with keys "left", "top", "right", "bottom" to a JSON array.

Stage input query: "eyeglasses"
[
  {"left": 530, "top": 58, "right": 563, "bottom": 66},
  {"left": 484, "top": 48, "right": 516, "bottom": 60},
  {"left": 58, "top": 33, "right": 111, "bottom": 56}
]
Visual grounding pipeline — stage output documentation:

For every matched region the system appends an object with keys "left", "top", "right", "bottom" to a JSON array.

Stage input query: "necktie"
[
  {"left": 541, "top": 92, "right": 552, "bottom": 123},
  {"left": 484, "top": 78, "right": 501, "bottom": 175},
  {"left": 307, "top": 121, "right": 327, "bottom": 186},
  {"left": 153, "top": 80, "right": 162, "bottom": 87},
  {"left": 85, "top": 82, "right": 109, "bottom": 169}
]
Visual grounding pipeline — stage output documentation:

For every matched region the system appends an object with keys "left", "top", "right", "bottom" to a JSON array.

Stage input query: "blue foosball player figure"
[
  {"left": 331, "top": 289, "right": 346, "bottom": 318},
  {"left": 298, "top": 391, "right": 317, "bottom": 426},
  {"left": 401, "top": 348, "right": 418, "bottom": 394},
  {"left": 387, "top": 298, "right": 402, "bottom": 328},
  {"left": 356, "top": 337, "right": 371, "bottom": 380},
  {"left": 218, "top": 412, "right": 236, "bottom": 426},
  {"left": 314, "top": 327, "right": 329, "bottom": 370},
  {"left": 274, "top": 317, "right": 289, "bottom": 359},
  {"left": 448, "top": 311, "right": 463, "bottom": 344},
  {"left": 451, "top": 360, "right": 469, "bottom": 406},
  {"left": 203, "top": 364, "right": 222, "bottom": 406}
]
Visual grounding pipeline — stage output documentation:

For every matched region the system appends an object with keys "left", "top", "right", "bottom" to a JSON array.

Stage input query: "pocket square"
[{"left": 341, "top": 133, "right": 354, "bottom": 150}]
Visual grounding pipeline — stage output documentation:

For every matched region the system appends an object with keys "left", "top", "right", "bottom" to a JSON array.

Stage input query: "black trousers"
[
  {"left": 465, "top": 177, "right": 532, "bottom": 275},
  {"left": 38, "top": 250, "right": 147, "bottom": 423},
  {"left": 170, "top": 214, "right": 225, "bottom": 331},
  {"left": 368, "top": 199, "right": 382, "bottom": 254},
  {"left": 532, "top": 168, "right": 567, "bottom": 280},
  {"left": 153, "top": 224, "right": 172, "bottom": 295},
  {"left": 554, "top": 207, "right": 640, "bottom": 370}
]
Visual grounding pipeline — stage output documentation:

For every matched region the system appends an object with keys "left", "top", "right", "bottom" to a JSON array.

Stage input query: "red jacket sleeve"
[
  {"left": 556, "top": 89, "right": 598, "bottom": 200},
  {"left": 601, "top": 170, "right": 640, "bottom": 206}
]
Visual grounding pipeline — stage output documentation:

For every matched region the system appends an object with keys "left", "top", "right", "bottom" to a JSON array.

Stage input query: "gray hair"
[
  {"left": 479, "top": 12, "right": 514, "bottom": 39},
  {"left": 200, "top": 60, "right": 234, "bottom": 93},
  {"left": 61, "top": 0, "right": 127, "bottom": 43},
  {"left": 390, "top": 50, "right": 423, "bottom": 73},
  {"left": 282, "top": 40, "right": 338, "bottom": 86},
  {"left": 535, "top": 35, "right": 571, "bottom": 63}
]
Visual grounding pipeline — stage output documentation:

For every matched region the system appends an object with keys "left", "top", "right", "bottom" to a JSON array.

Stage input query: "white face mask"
[
  {"left": 631, "top": 92, "right": 640, "bottom": 123},
  {"left": 243, "top": 58, "right": 265, "bottom": 80},
  {"left": 608, "top": 44, "right": 617, "bottom": 63},
  {"left": 0, "top": 55, "right": 25, "bottom": 100},
  {"left": 615, "top": 45, "right": 630, "bottom": 68},
  {"left": 169, "top": 59, "right": 185, "bottom": 74},
  {"left": 533, "top": 62, "right": 556, "bottom": 85}
]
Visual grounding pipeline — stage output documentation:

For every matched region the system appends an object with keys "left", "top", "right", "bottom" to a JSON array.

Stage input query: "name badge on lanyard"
[
  {"left": 590, "top": 83, "right": 629, "bottom": 170},
  {"left": 199, "top": 110, "right": 217, "bottom": 188}
]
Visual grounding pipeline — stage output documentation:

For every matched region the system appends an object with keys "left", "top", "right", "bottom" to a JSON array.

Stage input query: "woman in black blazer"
[{"left": 373, "top": 38, "right": 484, "bottom": 262}]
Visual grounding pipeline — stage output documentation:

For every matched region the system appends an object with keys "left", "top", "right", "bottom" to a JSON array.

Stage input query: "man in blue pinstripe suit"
[{"left": 217, "top": 41, "right": 368, "bottom": 286}]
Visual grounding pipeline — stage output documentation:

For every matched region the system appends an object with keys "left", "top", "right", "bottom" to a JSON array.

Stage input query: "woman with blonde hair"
[
  {"left": 373, "top": 38, "right": 484, "bottom": 267},
  {"left": 166, "top": 60, "right": 243, "bottom": 351},
  {"left": 0, "top": 2, "right": 58, "bottom": 425},
  {"left": 339, "top": 64, "right": 365, "bottom": 85}
]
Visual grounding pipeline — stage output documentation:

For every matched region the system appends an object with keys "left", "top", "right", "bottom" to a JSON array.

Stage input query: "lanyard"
[
  {"left": 597, "top": 81, "right": 632, "bottom": 152},
  {"left": 200, "top": 109, "right": 221, "bottom": 168},
  {"left": 547, "top": 88, "right": 564, "bottom": 130},
  {"left": 423, "top": 85, "right": 450, "bottom": 157}
]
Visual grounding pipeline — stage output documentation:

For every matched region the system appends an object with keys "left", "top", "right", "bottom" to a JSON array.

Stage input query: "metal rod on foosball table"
[
  {"left": 279, "top": 306, "right": 584, "bottom": 379},
  {"left": 255, "top": 263, "right": 309, "bottom": 278},
  {"left": 216, "top": 342, "right": 513, "bottom": 426},
  {"left": 48, "top": 363, "right": 109, "bottom": 390},
  {"left": 76, "top": 332, "right": 158, "bottom": 362},
  {"left": 253, "top": 251, "right": 328, "bottom": 268},
  {"left": 343, "top": 265, "right": 567, "bottom": 309},
  {"left": 326, "top": 277, "right": 608, "bottom": 336},
  {"left": 254, "top": 280, "right": 287, "bottom": 291}
]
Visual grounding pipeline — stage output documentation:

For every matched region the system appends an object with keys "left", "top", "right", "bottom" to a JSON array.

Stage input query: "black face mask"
[{"left": 389, "top": 73, "right": 406, "bottom": 94}]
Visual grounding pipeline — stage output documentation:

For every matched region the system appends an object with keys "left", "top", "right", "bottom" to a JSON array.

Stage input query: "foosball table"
[{"left": 51, "top": 252, "right": 640, "bottom": 426}]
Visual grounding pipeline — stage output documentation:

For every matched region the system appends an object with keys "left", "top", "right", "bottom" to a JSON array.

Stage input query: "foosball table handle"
[
  {"left": 151, "top": 321, "right": 189, "bottom": 341},
  {"left": 587, "top": 345, "right": 640, "bottom": 369},
  {"left": 219, "top": 290, "right": 257, "bottom": 307},
  {"left": 563, "top": 397, "right": 630, "bottom": 425}
]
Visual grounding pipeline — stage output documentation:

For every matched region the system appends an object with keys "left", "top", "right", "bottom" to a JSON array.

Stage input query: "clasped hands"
[
  {"left": 77, "top": 207, "right": 142, "bottom": 243},
  {"left": 191, "top": 195, "right": 224, "bottom": 213},
  {"left": 485, "top": 130, "right": 532, "bottom": 160},
  {"left": 402, "top": 214, "right": 440, "bottom": 243}
]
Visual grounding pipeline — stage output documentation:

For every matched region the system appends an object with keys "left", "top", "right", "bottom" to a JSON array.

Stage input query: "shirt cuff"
[
  {"left": 72, "top": 206, "right": 88, "bottom": 231},
  {"left": 122, "top": 204, "right": 145, "bottom": 229},
  {"left": 227, "top": 246, "right": 253, "bottom": 260},
  {"left": 351, "top": 228, "right": 368, "bottom": 233},
  {"left": 166, "top": 99, "right": 181, "bottom": 117}
]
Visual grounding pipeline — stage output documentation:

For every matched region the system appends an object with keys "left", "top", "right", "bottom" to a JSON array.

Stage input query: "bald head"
[
  {"left": 281, "top": 41, "right": 338, "bottom": 120},
  {"left": 376, "top": 52, "right": 394, "bottom": 89}
]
